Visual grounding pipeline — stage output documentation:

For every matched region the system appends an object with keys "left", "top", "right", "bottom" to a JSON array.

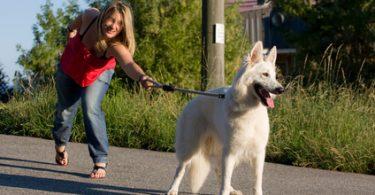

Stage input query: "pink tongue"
[{"left": 266, "top": 97, "right": 274, "bottom": 108}]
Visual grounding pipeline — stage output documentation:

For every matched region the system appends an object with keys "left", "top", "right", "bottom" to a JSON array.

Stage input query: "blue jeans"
[{"left": 52, "top": 68, "right": 114, "bottom": 164}]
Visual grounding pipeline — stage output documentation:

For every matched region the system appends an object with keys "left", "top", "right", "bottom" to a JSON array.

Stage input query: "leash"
[{"left": 149, "top": 80, "right": 226, "bottom": 99}]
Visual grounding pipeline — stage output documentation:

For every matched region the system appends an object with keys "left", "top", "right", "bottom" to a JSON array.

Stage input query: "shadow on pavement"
[
  {"left": 0, "top": 156, "right": 212, "bottom": 195},
  {"left": 0, "top": 162, "right": 88, "bottom": 178},
  {"left": 0, "top": 173, "right": 166, "bottom": 195},
  {"left": 0, "top": 156, "right": 88, "bottom": 178},
  {"left": 0, "top": 156, "right": 56, "bottom": 166},
  {"left": 0, "top": 156, "right": 165, "bottom": 194}
]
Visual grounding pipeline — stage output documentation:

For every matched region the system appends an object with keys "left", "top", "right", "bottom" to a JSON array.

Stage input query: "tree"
[
  {"left": 17, "top": 0, "right": 81, "bottom": 82},
  {"left": 0, "top": 63, "right": 12, "bottom": 102},
  {"left": 276, "top": 0, "right": 375, "bottom": 83},
  {"left": 0, "top": 64, "right": 8, "bottom": 94}
]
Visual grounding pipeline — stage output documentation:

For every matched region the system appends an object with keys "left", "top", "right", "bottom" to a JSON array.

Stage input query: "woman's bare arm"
[
  {"left": 67, "top": 14, "right": 82, "bottom": 38},
  {"left": 108, "top": 44, "right": 153, "bottom": 88},
  {"left": 67, "top": 8, "right": 99, "bottom": 38}
]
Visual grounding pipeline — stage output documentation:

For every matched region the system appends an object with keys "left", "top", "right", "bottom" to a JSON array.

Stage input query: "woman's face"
[{"left": 102, "top": 10, "right": 123, "bottom": 39}]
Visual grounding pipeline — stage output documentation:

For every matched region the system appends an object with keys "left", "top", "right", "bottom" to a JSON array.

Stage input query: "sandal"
[
  {"left": 90, "top": 164, "right": 107, "bottom": 179},
  {"left": 55, "top": 150, "right": 68, "bottom": 166}
]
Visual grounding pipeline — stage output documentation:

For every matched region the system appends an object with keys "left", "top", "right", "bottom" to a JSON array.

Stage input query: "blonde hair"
[{"left": 95, "top": 0, "right": 136, "bottom": 56}]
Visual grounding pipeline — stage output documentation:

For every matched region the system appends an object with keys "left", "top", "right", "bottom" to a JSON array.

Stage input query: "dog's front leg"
[
  {"left": 220, "top": 150, "right": 236, "bottom": 195},
  {"left": 251, "top": 150, "right": 265, "bottom": 195}
]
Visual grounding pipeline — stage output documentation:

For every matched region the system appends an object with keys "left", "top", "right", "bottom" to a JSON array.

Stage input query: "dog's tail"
[
  {"left": 189, "top": 137, "right": 214, "bottom": 193},
  {"left": 189, "top": 150, "right": 210, "bottom": 193},
  {"left": 189, "top": 152, "right": 210, "bottom": 194}
]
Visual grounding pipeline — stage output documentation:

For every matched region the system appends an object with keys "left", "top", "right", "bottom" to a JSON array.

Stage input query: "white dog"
[{"left": 167, "top": 41, "right": 284, "bottom": 195}]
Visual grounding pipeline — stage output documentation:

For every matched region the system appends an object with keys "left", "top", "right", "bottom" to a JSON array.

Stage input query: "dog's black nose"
[{"left": 274, "top": 87, "right": 285, "bottom": 94}]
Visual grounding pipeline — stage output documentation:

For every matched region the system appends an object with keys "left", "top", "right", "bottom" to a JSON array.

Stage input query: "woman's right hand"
[{"left": 138, "top": 75, "right": 154, "bottom": 90}]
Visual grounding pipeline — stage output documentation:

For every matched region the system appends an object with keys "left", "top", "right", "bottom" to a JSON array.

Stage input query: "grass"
[
  {"left": 268, "top": 81, "right": 375, "bottom": 174},
  {"left": 0, "top": 80, "right": 185, "bottom": 152},
  {"left": 1, "top": 79, "right": 374, "bottom": 174}
]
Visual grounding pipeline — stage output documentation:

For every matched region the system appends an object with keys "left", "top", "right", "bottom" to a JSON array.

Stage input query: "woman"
[{"left": 52, "top": 0, "right": 153, "bottom": 179}]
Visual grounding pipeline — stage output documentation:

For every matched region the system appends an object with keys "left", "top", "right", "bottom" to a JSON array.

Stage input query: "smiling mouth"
[
  {"left": 103, "top": 26, "right": 115, "bottom": 34},
  {"left": 106, "top": 29, "right": 115, "bottom": 33},
  {"left": 254, "top": 84, "right": 274, "bottom": 108}
]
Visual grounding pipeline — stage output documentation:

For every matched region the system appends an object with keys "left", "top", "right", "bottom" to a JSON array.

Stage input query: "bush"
[
  {"left": 268, "top": 81, "right": 375, "bottom": 174},
  {"left": 0, "top": 80, "right": 186, "bottom": 151},
  {"left": 275, "top": 0, "right": 375, "bottom": 83}
]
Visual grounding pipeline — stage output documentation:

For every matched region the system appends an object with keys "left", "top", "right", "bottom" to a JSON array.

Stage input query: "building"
[{"left": 226, "top": 0, "right": 302, "bottom": 75}]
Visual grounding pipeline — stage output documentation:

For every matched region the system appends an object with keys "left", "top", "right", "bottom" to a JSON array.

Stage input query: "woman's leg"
[
  {"left": 52, "top": 69, "right": 82, "bottom": 165},
  {"left": 81, "top": 70, "right": 114, "bottom": 178}
]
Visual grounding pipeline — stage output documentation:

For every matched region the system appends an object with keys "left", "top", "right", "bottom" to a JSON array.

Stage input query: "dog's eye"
[{"left": 262, "top": 72, "right": 269, "bottom": 77}]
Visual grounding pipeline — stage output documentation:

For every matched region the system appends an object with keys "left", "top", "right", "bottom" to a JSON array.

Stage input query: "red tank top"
[{"left": 60, "top": 17, "right": 116, "bottom": 87}]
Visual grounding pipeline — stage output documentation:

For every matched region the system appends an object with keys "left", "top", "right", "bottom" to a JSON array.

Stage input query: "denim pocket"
[{"left": 97, "top": 69, "right": 115, "bottom": 85}]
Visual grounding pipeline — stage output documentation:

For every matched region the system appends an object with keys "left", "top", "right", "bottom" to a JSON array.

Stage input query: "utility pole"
[{"left": 201, "top": 0, "right": 225, "bottom": 90}]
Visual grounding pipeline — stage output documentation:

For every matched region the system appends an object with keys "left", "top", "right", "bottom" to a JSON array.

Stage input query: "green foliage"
[
  {"left": 0, "top": 81, "right": 185, "bottom": 151},
  {"left": 268, "top": 81, "right": 375, "bottom": 174},
  {"left": 130, "top": 0, "right": 204, "bottom": 87},
  {"left": 16, "top": 0, "right": 81, "bottom": 80},
  {"left": 0, "top": 63, "right": 12, "bottom": 104},
  {"left": 0, "top": 63, "right": 9, "bottom": 98},
  {"left": 276, "top": 0, "right": 375, "bottom": 83},
  {"left": 86, "top": 0, "right": 111, "bottom": 9},
  {"left": 0, "top": 84, "right": 56, "bottom": 137}
]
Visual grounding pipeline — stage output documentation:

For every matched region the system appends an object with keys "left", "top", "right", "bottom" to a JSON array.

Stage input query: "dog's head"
[{"left": 232, "top": 41, "right": 284, "bottom": 108}]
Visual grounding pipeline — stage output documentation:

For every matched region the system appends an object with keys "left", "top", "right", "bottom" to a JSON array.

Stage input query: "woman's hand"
[{"left": 138, "top": 75, "right": 154, "bottom": 90}]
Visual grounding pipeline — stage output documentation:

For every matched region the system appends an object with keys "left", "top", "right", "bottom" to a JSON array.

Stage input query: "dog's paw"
[
  {"left": 167, "top": 190, "right": 178, "bottom": 195},
  {"left": 230, "top": 190, "right": 243, "bottom": 195}
]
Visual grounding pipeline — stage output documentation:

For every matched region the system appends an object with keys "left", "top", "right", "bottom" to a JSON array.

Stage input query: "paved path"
[{"left": 0, "top": 134, "right": 374, "bottom": 194}]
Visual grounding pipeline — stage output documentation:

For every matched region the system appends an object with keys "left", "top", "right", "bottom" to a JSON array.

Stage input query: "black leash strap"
[{"left": 150, "top": 80, "right": 225, "bottom": 99}]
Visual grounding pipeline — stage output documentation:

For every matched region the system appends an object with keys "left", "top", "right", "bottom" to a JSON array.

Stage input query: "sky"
[{"left": 0, "top": 0, "right": 89, "bottom": 84}]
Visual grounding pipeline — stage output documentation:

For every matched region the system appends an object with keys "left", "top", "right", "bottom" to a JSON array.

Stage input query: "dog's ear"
[
  {"left": 265, "top": 46, "right": 277, "bottom": 65},
  {"left": 247, "top": 41, "right": 263, "bottom": 66}
]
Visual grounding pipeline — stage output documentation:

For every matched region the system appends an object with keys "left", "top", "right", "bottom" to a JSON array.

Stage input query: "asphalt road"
[{"left": 0, "top": 134, "right": 374, "bottom": 195}]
